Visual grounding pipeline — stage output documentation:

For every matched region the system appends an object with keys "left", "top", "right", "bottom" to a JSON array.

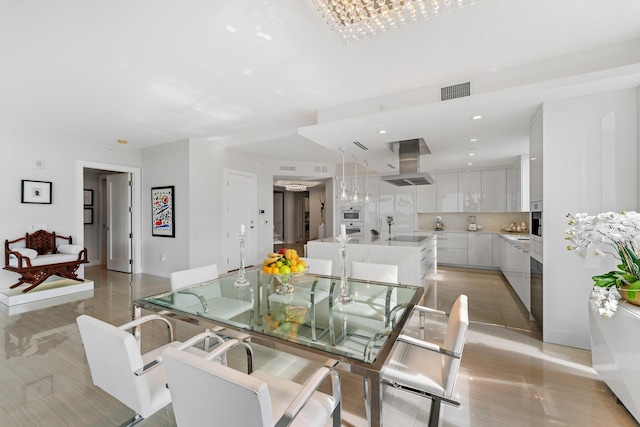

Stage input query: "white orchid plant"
[{"left": 565, "top": 211, "right": 640, "bottom": 318}]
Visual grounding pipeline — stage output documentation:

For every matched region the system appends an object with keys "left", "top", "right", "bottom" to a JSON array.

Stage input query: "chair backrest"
[
  {"left": 441, "top": 295, "right": 469, "bottom": 397},
  {"left": 163, "top": 346, "right": 274, "bottom": 427},
  {"left": 76, "top": 315, "right": 152, "bottom": 417},
  {"left": 351, "top": 261, "right": 398, "bottom": 284},
  {"left": 170, "top": 264, "right": 219, "bottom": 291},
  {"left": 301, "top": 257, "right": 332, "bottom": 276}
]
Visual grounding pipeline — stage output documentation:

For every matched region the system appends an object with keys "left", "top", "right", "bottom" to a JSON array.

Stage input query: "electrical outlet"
[{"left": 161, "top": 252, "right": 166, "bottom": 261}]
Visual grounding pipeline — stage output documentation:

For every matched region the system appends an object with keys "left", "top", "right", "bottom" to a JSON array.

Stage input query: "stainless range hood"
[{"left": 381, "top": 138, "right": 434, "bottom": 186}]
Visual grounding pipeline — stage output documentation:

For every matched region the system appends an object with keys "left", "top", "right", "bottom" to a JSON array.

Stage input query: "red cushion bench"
[{"left": 4, "top": 230, "right": 88, "bottom": 293}]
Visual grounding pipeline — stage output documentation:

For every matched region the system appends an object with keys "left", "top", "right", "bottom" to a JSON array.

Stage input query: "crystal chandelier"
[
  {"left": 285, "top": 182, "right": 307, "bottom": 192},
  {"left": 311, "top": 0, "right": 477, "bottom": 42}
]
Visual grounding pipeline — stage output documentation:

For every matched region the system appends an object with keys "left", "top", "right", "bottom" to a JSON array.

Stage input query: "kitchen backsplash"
[{"left": 416, "top": 212, "right": 530, "bottom": 233}]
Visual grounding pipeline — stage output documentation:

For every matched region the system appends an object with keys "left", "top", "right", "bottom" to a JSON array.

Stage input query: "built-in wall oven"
[
  {"left": 341, "top": 207, "right": 362, "bottom": 222},
  {"left": 340, "top": 221, "right": 364, "bottom": 237}
]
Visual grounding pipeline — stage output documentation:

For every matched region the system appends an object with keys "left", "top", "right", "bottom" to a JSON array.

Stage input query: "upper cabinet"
[
  {"left": 459, "top": 171, "right": 482, "bottom": 212},
  {"left": 416, "top": 174, "right": 437, "bottom": 212},
  {"left": 436, "top": 172, "right": 459, "bottom": 212},
  {"left": 416, "top": 164, "right": 528, "bottom": 213},
  {"left": 481, "top": 169, "right": 507, "bottom": 212},
  {"left": 529, "top": 107, "right": 543, "bottom": 204}
]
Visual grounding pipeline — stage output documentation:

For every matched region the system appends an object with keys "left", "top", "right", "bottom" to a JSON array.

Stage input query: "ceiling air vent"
[
  {"left": 441, "top": 82, "right": 471, "bottom": 101},
  {"left": 314, "top": 165, "right": 328, "bottom": 175},
  {"left": 352, "top": 141, "right": 368, "bottom": 150},
  {"left": 387, "top": 164, "right": 396, "bottom": 169},
  {"left": 279, "top": 165, "right": 297, "bottom": 173}
]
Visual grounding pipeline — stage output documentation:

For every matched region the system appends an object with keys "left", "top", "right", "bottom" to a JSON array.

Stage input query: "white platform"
[{"left": 0, "top": 278, "right": 94, "bottom": 307}]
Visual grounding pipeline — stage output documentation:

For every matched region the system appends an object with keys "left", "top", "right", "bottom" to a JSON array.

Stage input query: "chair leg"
[
  {"left": 332, "top": 401, "right": 341, "bottom": 427},
  {"left": 428, "top": 397, "right": 442, "bottom": 427},
  {"left": 119, "top": 414, "right": 143, "bottom": 427},
  {"left": 363, "top": 377, "right": 371, "bottom": 424}
]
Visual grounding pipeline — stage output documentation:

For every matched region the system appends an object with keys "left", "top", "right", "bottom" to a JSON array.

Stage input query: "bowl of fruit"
[{"left": 262, "top": 248, "right": 307, "bottom": 295}]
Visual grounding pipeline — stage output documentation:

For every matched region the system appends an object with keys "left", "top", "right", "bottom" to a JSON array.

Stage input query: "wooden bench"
[{"left": 4, "top": 230, "right": 88, "bottom": 293}]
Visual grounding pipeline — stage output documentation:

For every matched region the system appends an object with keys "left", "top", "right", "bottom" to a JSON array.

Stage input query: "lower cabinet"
[
  {"left": 468, "top": 233, "right": 493, "bottom": 267},
  {"left": 500, "top": 235, "right": 530, "bottom": 312},
  {"left": 437, "top": 232, "right": 468, "bottom": 265}
]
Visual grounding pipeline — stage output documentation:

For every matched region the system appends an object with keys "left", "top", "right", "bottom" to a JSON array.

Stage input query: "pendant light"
[
  {"left": 339, "top": 147, "right": 350, "bottom": 201},
  {"left": 364, "top": 160, "right": 372, "bottom": 203},
  {"left": 351, "top": 155, "right": 360, "bottom": 203}
]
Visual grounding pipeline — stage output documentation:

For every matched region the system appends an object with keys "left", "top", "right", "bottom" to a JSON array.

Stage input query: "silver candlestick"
[
  {"left": 234, "top": 230, "right": 250, "bottom": 287},
  {"left": 335, "top": 234, "right": 353, "bottom": 305}
]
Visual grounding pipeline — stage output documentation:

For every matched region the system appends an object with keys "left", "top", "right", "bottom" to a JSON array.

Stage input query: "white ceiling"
[{"left": 2, "top": 1, "right": 640, "bottom": 176}]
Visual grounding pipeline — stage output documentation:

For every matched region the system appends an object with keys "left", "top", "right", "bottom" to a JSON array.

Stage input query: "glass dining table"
[{"left": 133, "top": 268, "right": 423, "bottom": 427}]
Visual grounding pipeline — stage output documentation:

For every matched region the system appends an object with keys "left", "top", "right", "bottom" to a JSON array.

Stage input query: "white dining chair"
[
  {"left": 268, "top": 257, "right": 333, "bottom": 341},
  {"left": 76, "top": 314, "right": 225, "bottom": 426},
  {"left": 378, "top": 294, "right": 469, "bottom": 427},
  {"left": 328, "top": 261, "right": 400, "bottom": 348},
  {"left": 163, "top": 341, "right": 342, "bottom": 427},
  {"left": 170, "top": 264, "right": 253, "bottom": 321}
]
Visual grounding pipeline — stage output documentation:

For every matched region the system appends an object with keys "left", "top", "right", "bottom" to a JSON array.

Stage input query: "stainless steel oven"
[{"left": 341, "top": 207, "right": 362, "bottom": 222}]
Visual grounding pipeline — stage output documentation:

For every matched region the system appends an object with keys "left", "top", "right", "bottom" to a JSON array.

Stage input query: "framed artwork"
[
  {"left": 84, "top": 208, "right": 94, "bottom": 225},
  {"left": 151, "top": 186, "right": 175, "bottom": 237},
  {"left": 21, "top": 180, "right": 52, "bottom": 204},
  {"left": 83, "top": 189, "right": 94, "bottom": 206}
]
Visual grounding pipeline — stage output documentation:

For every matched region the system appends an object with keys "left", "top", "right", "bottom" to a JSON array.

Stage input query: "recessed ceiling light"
[
  {"left": 472, "top": 115, "right": 482, "bottom": 120},
  {"left": 225, "top": 25, "right": 236, "bottom": 33},
  {"left": 467, "top": 162, "right": 473, "bottom": 166},
  {"left": 117, "top": 139, "right": 128, "bottom": 144},
  {"left": 531, "top": 157, "right": 537, "bottom": 161},
  {"left": 468, "top": 152, "right": 475, "bottom": 156},
  {"left": 378, "top": 130, "right": 386, "bottom": 134},
  {"left": 470, "top": 138, "right": 478, "bottom": 142}
]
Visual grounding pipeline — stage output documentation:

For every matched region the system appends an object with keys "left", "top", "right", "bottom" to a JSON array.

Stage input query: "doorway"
[
  {"left": 79, "top": 161, "right": 142, "bottom": 274},
  {"left": 224, "top": 169, "right": 258, "bottom": 270}
]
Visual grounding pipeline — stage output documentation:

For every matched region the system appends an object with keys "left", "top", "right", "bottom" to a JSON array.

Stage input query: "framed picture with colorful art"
[{"left": 151, "top": 186, "right": 175, "bottom": 237}]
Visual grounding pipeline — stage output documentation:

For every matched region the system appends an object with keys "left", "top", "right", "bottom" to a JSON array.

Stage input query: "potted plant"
[{"left": 565, "top": 211, "right": 640, "bottom": 317}]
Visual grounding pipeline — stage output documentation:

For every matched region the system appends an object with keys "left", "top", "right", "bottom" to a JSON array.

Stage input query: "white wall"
[
  {"left": 543, "top": 88, "right": 638, "bottom": 349},
  {"left": 82, "top": 170, "right": 100, "bottom": 264},
  {"left": 0, "top": 138, "right": 141, "bottom": 289},
  {"left": 142, "top": 140, "right": 190, "bottom": 277}
]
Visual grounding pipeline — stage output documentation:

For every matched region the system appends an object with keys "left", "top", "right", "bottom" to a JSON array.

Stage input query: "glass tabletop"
[{"left": 136, "top": 269, "right": 422, "bottom": 364}]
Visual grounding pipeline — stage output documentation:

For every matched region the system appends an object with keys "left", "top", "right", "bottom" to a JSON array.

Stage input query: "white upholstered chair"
[
  {"left": 169, "top": 264, "right": 253, "bottom": 321},
  {"left": 163, "top": 341, "right": 342, "bottom": 427},
  {"left": 379, "top": 294, "right": 469, "bottom": 427},
  {"left": 268, "top": 257, "right": 332, "bottom": 341},
  {"left": 331, "top": 261, "right": 399, "bottom": 340},
  {"left": 76, "top": 314, "right": 225, "bottom": 426}
]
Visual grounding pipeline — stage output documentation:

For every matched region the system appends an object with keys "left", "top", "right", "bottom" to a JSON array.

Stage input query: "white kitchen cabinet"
[
  {"left": 459, "top": 171, "right": 482, "bottom": 212},
  {"left": 500, "top": 235, "right": 530, "bottom": 313},
  {"left": 416, "top": 175, "right": 437, "bottom": 212},
  {"left": 436, "top": 172, "right": 459, "bottom": 212},
  {"left": 437, "top": 232, "right": 467, "bottom": 265},
  {"left": 467, "top": 233, "right": 493, "bottom": 267},
  {"left": 529, "top": 108, "right": 543, "bottom": 204},
  {"left": 506, "top": 168, "right": 518, "bottom": 212},
  {"left": 492, "top": 234, "right": 504, "bottom": 269},
  {"left": 481, "top": 169, "right": 507, "bottom": 212}
]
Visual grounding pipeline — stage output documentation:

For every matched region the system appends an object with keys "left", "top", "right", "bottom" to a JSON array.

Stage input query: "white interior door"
[
  {"left": 225, "top": 170, "right": 258, "bottom": 271},
  {"left": 273, "top": 192, "right": 284, "bottom": 239},
  {"left": 106, "top": 173, "right": 132, "bottom": 273}
]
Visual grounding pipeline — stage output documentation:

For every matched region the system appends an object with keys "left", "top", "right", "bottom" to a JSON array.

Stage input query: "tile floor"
[{"left": 0, "top": 265, "right": 636, "bottom": 426}]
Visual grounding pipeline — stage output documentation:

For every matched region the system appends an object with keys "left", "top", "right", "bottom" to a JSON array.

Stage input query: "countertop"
[{"left": 309, "top": 234, "right": 435, "bottom": 248}]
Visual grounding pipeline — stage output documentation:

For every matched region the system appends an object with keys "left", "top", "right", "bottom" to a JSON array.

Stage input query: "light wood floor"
[{"left": 0, "top": 265, "right": 636, "bottom": 426}]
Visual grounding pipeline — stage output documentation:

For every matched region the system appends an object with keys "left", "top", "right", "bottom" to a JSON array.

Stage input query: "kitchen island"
[{"left": 306, "top": 234, "right": 436, "bottom": 295}]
